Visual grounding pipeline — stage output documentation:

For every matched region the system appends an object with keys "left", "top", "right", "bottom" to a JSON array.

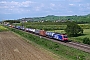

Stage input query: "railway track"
[
  {"left": 9, "top": 27, "right": 90, "bottom": 53},
  {"left": 43, "top": 36, "right": 90, "bottom": 53},
  {"left": 68, "top": 42, "right": 90, "bottom": 53},
  {"left": 28, "top": 31, "right": 90, "bottom": 53}
]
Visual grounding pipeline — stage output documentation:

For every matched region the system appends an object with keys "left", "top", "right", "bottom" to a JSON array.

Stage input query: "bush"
[
  {"left": 83, "top": 37, "right": 90, "bottom": 45},
  {"left": 77, "top": 55, "right": 85, "bottom": 60}
]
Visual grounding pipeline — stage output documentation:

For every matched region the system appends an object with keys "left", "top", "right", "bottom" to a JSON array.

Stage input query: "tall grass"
[{"left": 0, "top": 25, "right": 8, "bottom": 32}]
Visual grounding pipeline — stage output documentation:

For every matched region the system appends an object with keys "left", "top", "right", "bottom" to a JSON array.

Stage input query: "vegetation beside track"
[
  {"left": 0, "top": 25, "right": 8, "bottom": 32},
  {"left": 6, "top": 26, "right": 90, "bottom": 60}
]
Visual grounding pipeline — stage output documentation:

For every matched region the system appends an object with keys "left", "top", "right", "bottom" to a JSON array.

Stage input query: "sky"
[{"left": 0, "top": 0, "right": 90, "bottom": 21}]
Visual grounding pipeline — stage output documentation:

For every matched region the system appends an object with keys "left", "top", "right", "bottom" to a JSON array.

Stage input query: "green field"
[
  {"left": 69, "top": 29, "right": 90, "bottom": 43},
  {"left": 79, "top": 24, "right": 90, "bottom": 29},
  {"left": 25, "top": 25, "right": 66, "bottom": 30},
  {"left": 50, "top": 30, "right": 66, "bottom": 34}
]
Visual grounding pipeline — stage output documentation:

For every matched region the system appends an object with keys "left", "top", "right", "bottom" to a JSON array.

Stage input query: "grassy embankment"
[
  {"left": 6, "top": 26, "right": 90, "bottom": 60},
  {"left": 0, "top": 25, "right": 8, "bottom": 32}
]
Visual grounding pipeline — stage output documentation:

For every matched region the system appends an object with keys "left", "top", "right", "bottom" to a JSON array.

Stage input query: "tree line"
[{"left": 4, "top": 20, "right": 20, "bottom": 24}]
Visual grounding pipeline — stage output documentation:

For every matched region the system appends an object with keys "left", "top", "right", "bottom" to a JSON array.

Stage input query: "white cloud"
[
  {"left": 68, "top": 11, "right": 73, "bottom": 13},
  {"left": 0, "top": 0, "right": 90, "bottom": 19},
  {"left": 20, "top": 1, "right": 35, "bottom": 7},
  {"left": 79, "top": 4, "right": 82, "bottom": 7},
  {"left": 69, "top": 4, "right": 74, "bottom": 6},
  {"left": 50, "top": 3, "right": 55, "bottom": 7},
  {"left": 34, "top": 6, "right": 41, "bottom": 11},
  {"left": 68, "top": 0, "right": 82, "bottom": 2},
  {"left": 0, "top": 1, "right": 35, "bottom": 14}
]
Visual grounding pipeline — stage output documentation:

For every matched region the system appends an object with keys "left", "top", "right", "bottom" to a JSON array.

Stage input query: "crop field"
[
  {"left": 50, "top": 30, "right": 66, "bottom": 34},
  {"left": 79, "top": 24, "right": 90, "bottom": 29},
  {"left": 16, "top": 22, "right": 90, "bottom": 31},
  {"left": 0, "top": 31, "right": 56, "bottom": 60},
  {"left": 25, "top": 25, "right": 66, "bottom": 30}
]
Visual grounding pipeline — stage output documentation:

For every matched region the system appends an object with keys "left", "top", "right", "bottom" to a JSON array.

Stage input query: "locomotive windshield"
[{"left": 64, "top": 36, "right": 67, "bottom": 38}]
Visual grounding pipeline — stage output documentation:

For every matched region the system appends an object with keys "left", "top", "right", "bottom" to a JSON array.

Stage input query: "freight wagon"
[
  {"left": 20, "top": 27, "right": 25, "bottom": 31},
  {"left": 46, "top": 31, "right": 55, "bottom": 38},
  {"left": 39, "top": 30, "right": 46, "bottom": 36},
  {"left": 35, "top": 29, "right": 40, "bottom": 35},
  {"left": 7, "top": 25, "right": 68, "bottom": 42},
  {"left": 15, "top": 26, "right": 21, "bottom": 29},
  {"left": 25, "top": 28, "right": 29, "bottom": 32}
]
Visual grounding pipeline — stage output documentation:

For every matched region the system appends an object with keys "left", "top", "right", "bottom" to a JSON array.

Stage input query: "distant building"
[{"left": 21, "top": 20, "right": 27, "bottom": 23}]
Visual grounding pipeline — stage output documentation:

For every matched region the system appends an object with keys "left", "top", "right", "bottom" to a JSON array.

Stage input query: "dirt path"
[{"left": 0, "top": 31, "right": 56, "bottom": 60}]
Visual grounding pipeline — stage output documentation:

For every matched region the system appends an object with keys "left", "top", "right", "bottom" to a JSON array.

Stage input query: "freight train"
[{"left": 6, "top": 24, "right": 68, "bottom": 42}]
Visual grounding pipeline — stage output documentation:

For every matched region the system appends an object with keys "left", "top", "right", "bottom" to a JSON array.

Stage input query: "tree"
[
  {"left": 65, "top": 21, "right": 83, "bottom": 37},
  {"left": 4, "top": 20, "right": 20, "bottom": 24}
]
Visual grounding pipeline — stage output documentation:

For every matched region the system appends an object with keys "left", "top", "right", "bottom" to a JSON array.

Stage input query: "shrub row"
[{"left": 26, "top": 25, "right": 66, "bottom": 30}]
